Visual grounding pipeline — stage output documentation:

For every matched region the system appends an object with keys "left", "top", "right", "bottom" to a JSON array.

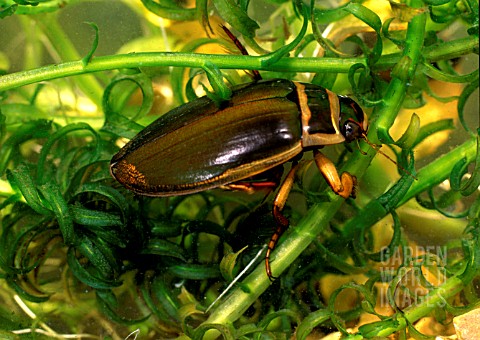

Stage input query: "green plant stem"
[
  {"left": 368, "top": 235, "right": 479, "bottom": 338},
  {"left": 360, "top": 275, "right": 472, "bottom": 337},
  {"left": 32, "top": 13, "right": 104, "bottom": 107},
  {"left": 342, "top": 136, "right": 477, "bottom": 239},
  {"left": 373, "top": 0, "right": 427, "bottom": 143},
  {"left": 403, "top": 275, "right": 466, "bottom": 323},
  {"left": 398, "top": 139, "right": 478, "bottom": 205},
  {"left": 0, "top": 35, "right": 477, "bottom": 92}
]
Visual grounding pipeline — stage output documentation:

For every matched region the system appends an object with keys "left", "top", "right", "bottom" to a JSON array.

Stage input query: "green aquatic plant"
[{"left": 0, "top": 0, "right": 478, "bottom": 338}]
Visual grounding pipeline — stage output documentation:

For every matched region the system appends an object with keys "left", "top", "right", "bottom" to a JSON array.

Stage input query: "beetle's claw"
[{"left": 265, "top": 259, "right": 277, "bottom": 281}]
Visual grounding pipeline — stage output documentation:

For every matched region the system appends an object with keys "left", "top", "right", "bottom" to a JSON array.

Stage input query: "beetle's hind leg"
[
  {"left": 265, "top": 162, "right": 301, "bottom": 280},
  {"left": 313, "top": 150, "right": 357, "bottom": 199}
]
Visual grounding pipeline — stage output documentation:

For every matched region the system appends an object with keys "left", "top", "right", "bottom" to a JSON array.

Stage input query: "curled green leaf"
[
  {"left": 257, "top": 309, "right": 301, "bottom": 333},
  {"left": 311, "top": 1, "right": 353, "bottom": 25},
  {"left": 344, "top": 2, "right": 383, "bottom": 65},
  {"left": 220, "top": 246, "right": 247, "bottom": 282},
  {"left": 140, "top": 0, "right": 197, "bottom": 21},
  {"left": 141, "top": 238, "right": 187, "bottom": 261},
  {"left": 82, "top": 22, "right": 99, "bottom": 66},
  {"left": 70, "top": 206, "right": 122, "bottom": 228},
  {"left": 0, "top": 4, "right": 17, "bottom": 18},
  {"left": 457, "top": 78, "right": 479, "bottom": 136},
  {"left": 96, "top": 290, "right": 150, "bottom": 325},
  {"left": 388, "top": 0, "right": 427, "bottom": 22},
  {"left": 102, "top": 74, "right": 154, "bottom": 139},
  {"left": 0, "top": 119, "right": 52, "bottom": 176},
  {"left": 66, "top": 247, "right": 121, "bottom": 289},
  {"left": 192, "top": 322, "right": 235, "bottom": 340},
  {"left": 296, "top": 309, "right": 331, "bottom": 340},
  {"left": 422, "top": 63, "right": 479, "bottom": 83},
  {"left": 391, "top": 55, "right": 412, "bottom": 82},
  {"left": 213, "top": 0, "right": 259, "bottom": 38},
  {"left": 7, "top": 277, "right": 50, "bottom": 303},
  {"left": 450, "top": 132, "right": 480, "bottom": 196},
  {"left": 395, "top": 113, "right": 420, "bottom": 150},
  {"left": 259, "top": 6, "right": 308, "bottom": 67},
  {"left": 40, "top": 181, "right": 74, "bottom": 245},
  {"left": 168, "top": 263, "right": 220, "bottom": 280},
  {"left": 412, "top": 119, "right": 455, "bottom": 149},
  {"left": 359, "top": 317, "right": 407, "bottom": 337},
  {"left": 6, "top": 164, "right": 52, "bottom": 216},
  {"left": 382, "top": 17, "right": 406, "bottom": 47},
  {"left": 377, "top": 150, "right": 416, "bottom": 211},
  {"left": 36, "top": 122, "right": 100, "bottom": 185},
  {"left": 203, "top": 61, "right": 232, "bottom": 103}
]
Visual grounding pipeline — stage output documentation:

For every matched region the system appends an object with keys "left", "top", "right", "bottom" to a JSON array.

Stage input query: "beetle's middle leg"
[
  {"left": 313, "top": 150, "right": 357, "bottom": 199},
  {"left": 265, "top": 162, "right": 301, "bottom": 280},
  {"left": 221, "top": 166, "right": 284, "bottom": 194},
  {"left": 222, "top": 181, "right": 278, "bottom": 194}
]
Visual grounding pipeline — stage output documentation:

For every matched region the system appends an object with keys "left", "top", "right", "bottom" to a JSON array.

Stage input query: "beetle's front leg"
[
  {"left": 313, "top": 150, "right": 357, "bottom": 199},
  {"left": 266, "top": 162, "right": 301, "bottom": 280}
]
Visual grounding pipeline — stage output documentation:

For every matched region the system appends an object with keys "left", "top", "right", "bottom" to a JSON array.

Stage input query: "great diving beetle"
[{"left": 110, "top": 78, "right": 367, "bottom": 279}]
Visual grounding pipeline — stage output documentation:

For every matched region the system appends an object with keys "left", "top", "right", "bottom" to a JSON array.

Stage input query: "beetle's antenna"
[
  {"left": 361, "top": 132, "right": 418, "bottom": 180},
  {"left": 355, "top": 139, "right": 367, "bottom": 155}
]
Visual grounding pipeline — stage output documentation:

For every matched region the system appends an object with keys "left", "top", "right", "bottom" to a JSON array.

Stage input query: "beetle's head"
[
  {"left": 338, "top": 96, "right": 417, "bottom": 180},
  {"left": 338, "top": 96, "right": 368, "bottom": 143}
]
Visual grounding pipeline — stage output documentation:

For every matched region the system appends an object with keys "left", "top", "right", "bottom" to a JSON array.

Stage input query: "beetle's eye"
[{"left": 342, "top": 121, "right": 360, "bottom": 142}]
